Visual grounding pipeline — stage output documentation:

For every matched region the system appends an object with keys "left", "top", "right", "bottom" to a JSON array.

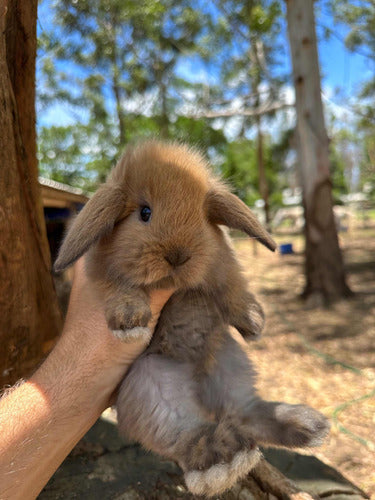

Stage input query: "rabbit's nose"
[{"left": 164, "top": 248, "right": 191, "bottom": 267}]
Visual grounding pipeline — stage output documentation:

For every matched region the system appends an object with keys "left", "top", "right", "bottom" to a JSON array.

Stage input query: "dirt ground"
[
  {"left": 234, "top": 225, "right": 375, "bottom": 498},
  {"left": 41, "top": 222, "right": 374, "bottom": 499}
]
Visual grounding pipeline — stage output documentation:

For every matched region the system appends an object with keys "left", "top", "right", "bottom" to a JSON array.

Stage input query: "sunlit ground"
[{"left": 234, "top": 219, "right": 375, "bottom": 497}]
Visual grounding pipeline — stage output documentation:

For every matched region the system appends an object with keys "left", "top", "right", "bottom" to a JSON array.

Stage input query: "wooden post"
[{"left": 0, "top": 0, "right": 62, "bottom": 387}]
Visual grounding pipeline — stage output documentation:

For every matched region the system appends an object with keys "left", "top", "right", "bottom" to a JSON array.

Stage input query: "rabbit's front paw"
[
  {"left": 276, "top": 403, "right": 330, "bottom": 448},
  {"left": 106, "top": 296, "right": 152, "bottom": 342},
  {"left": 111, "top": 326, "right": 152, "bottom": 343},
  {"left": 235, "top": 303, "right": 265, "bottom": 339}
]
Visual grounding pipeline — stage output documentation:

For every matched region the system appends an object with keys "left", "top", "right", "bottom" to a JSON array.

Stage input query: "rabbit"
[
  {"left": 54, "top": 139, "right": 275, "bottom": 342},
  {"left": 117, "top": 292, "right": 329, "bottom": 496},
  {"left": 55, "top": 140, "right": 330, "bottom": 497}
]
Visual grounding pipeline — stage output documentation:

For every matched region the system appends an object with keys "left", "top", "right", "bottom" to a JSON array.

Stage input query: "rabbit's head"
[{"left": 54, "top": 140, "right": 276, "bottom": 288}]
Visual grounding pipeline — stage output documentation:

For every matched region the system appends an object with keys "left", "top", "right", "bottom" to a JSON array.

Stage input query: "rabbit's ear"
[
  {"left": 206, "top": 190, "right": 277, "bottom": 252},
  {"left": 54, "top": 185, "right": 126, "bottom": 272}
]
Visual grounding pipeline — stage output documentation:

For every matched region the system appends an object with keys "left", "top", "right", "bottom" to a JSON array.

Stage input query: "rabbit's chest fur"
[{"left": 150, "top": 289, "right": 227, "bottom": 365}]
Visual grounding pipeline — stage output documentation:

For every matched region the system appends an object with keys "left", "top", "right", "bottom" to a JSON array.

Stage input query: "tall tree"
[
  {"left": 0, "top": 0, "right": 62, "bottom": 387},
  {"left": 285, "top": 0, "right": 352, "bottom": 305},
  {"left": 203, "top": 0, "right": 287, "bottom": 224},
  {"left": 38, "top": 0, "right": 206, "bottom": 184}
]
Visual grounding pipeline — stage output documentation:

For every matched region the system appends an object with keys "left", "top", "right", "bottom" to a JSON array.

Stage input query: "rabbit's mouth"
[{"left": 141, "top": 258, "right": 205, "bottom": 290}]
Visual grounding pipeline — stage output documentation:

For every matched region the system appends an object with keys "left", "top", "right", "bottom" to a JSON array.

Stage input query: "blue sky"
[
  {"left": 36, "top": 0, "right": 371, "bottom": 131},
  {"left": 317, "top": 9, "right": 372, "bottom": 98}
]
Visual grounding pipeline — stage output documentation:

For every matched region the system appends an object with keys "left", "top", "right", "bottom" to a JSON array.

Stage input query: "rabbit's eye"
[{"left": 140, "top": 205, "right": 152, "bottom": 222}]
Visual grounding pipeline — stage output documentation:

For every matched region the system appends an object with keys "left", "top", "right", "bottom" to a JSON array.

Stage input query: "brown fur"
[
  {"left": 55, "top": 140, "right": 329, "bottom": 496},
  {"left": 55, "top": 139, "right": 274, "bottom": 338}
]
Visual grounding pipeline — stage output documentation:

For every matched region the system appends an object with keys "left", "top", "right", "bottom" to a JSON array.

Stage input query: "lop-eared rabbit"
[{"left": 55, "top": 140, "right": 329, "bottom": 496}]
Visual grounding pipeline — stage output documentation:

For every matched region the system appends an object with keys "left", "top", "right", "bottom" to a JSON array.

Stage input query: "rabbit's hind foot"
[{"left": 184, "top": 448, "right": 261, "bottom": 497}]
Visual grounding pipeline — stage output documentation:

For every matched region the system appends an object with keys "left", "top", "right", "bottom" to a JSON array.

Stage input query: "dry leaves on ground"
[{"left": 234, "top": 228, "right": 375, "bottom": 498}]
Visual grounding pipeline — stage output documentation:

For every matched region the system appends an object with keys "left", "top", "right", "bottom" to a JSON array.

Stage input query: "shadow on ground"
[{"left": 39, "top": 418, "right": 367, "bottom": 499}]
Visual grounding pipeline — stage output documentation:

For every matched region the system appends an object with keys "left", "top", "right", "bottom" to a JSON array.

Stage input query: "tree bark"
[
  {"left": 250, "top": 38, "right": 271, "bottom": 228},
  {"left": 0, "top": 0, "right": 62, "bottom": 387},
  {"left": 285, "top": 0, "right": 352, "bottom": 305},
  {"left": 256, "top": 116, "right": 270, "bottom": 228}
]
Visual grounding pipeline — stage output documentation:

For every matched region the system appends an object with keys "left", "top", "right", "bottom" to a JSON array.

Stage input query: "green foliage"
[
  {"left": 38, "top": 0, "right": 211, "bottom": 187},
  {"left": 37, "top": 0, "right": 294, "bottom": 213},
  {"left": 361, "top": 134, "right": 375, "bottom": 199},
  {"left": 220, "top": 135, "right": 285, "bottom": 210},
  {"left": 332, "top": 1, "right": 375, "bottom": 54},
  {"left": 213, "top": 0, "right": 286, "bottom": 98},
  {"left": 37, "top": 115, "right": 227, "bottom": 191},
  {"left": 38, "top": 125, "right": 92, "bottom": 188},
  {"left": 170, "top": 116, "right": 227, "bottom": 151},
  {"left": 221, "top": 139, "right": 259, "bottom": 205}
]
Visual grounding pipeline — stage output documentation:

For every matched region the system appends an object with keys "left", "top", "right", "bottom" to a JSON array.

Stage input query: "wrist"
[{"left": 38, "top": 325, "right": 147, "bottom": 417}]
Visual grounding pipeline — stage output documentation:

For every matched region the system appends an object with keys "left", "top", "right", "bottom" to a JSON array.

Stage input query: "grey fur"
[
  {"left": 117, "top": 291, "right": 330, "bottom": 496},
  {"left": 54, "top": 141, "right": 329, "bottom": 496}
]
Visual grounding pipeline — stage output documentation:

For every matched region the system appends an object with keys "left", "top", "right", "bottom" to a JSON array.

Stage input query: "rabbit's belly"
[{"left": 116, "top": 354, "right": 206, "bottom": 455}]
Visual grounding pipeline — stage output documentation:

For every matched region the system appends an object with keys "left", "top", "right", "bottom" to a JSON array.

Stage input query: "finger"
[{"left": 148, "top": 288, "right": 175, "bottom": 330}]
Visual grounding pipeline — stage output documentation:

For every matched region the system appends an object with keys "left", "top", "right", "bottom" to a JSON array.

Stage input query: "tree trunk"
[
  {"left": 256, "top": 116, "right": 270, "bottom": 228},
  {"left": 249, "top": 38, "right": 271, "bottom": 228},
  {"left": 285, "top": 0, "right": 352, "bottom": 305},
  {"left": 0, "top": 0, "right": 62, "bottom": 388}
]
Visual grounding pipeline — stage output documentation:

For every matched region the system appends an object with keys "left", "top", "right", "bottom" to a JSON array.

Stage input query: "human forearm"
[
  {"left": 0, "top": 329, "right": 126, "bottom": 499},
  {"left": 0, "top": 258, "right": 174, "bottom": 500}
]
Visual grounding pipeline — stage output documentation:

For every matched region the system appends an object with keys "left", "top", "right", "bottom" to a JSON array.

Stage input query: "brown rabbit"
[
  {"left": 54, "top": 140, "right": 274, "bottom": 341},
  {"left": 55, "top": 140, "right": 329, "bottom": 497}
]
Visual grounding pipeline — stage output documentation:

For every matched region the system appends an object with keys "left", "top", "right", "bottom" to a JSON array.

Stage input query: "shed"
[{"left": 39, "top": 177, "right": 89, "bottom": 261}]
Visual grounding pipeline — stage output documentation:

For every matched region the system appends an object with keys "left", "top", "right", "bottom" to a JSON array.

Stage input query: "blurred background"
[{"left": 0, "top": 0, "right": 374, "bottom": 497}]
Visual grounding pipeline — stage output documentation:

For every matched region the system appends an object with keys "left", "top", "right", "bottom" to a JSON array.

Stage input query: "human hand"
[
  {"left": 0, "top": 257, "right": 175, "bottom": 500},
  {"left": 45, "top": 257, "right": 175, "bottom": 412}
]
